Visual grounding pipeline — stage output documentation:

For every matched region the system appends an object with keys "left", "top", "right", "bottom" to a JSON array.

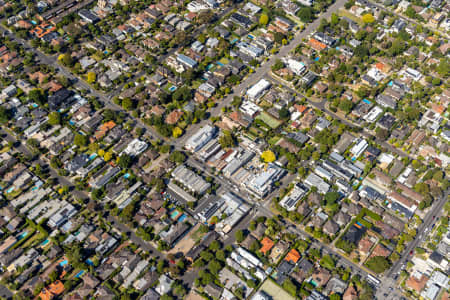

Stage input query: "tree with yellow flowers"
[
  {"left": 261, "top": 150, "right": 276, "bottom": 163},
  {"left": 362, "top": 13, "right": 375, "bottom": 24}
]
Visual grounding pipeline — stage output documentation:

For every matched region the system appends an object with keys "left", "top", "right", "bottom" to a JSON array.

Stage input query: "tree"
[
  {"left": 0, "top": 106, "right": 12, "bottom": 124},
  {"left": 259, "top": 14, "right": 269, "bottom": 25},
  {"left": 208, "top": 260, "right": 222, "bottom": 275},
  {"left": 273, "top": 32, "right": 285, "bottom": 44},
  {"left": 87, "top": 72, "right": 96, "bottom": 84},
  {"left": 58, "top": 53, "right": 74, "bottom": 67},
  {"left": 297, "top": 7, "right": 314, "bottom": 23},
  {"left": 272, "top": 59, "right": 284, "bottom": 72},
  {"left": 330, "top": 294, "right": 341, "bottom": 300},
  {"left": 172, "top": 127, "right": 183, "bottom": 138},
  {"left": 169, "top": 150, "right": 186, "bottom": 164},
  {"left": 282, "top": 278, "right": 297, "bottom": 296},
  {"left": 28, "top": 88, "right": 45, "bottom": 105},
  {"left": 436, "top": 59, "right": 449, "bottom": 77},
  {"left": 122, "top": 98, "right": 134, "bottom": 110},
  {"left": 362, "top": 13, "right": 375, "bottom": 24},
  {"left": 74, "top": 134, "right": 88, "bottom": 147},
  {"left": 365, "top": 256, "right": 391, "bottom": 273},
  {"left": 219, "top": 130, "right": 237, "bottom": 148},
  {"left": 48, "top": 111, "right": 61, "bottom": 125},
  {"left": 104, "top": 151, "right": 113, "bottom": 162},
  {"left": 118, "top": 154, "right": 132, "bottom": 168},
  {"left": 261, "top": 150, "right": 276, "bottom": 163},
  {"left": 235, "top": 230, "right": 245, "bottom": 243},
  {"left": 278, "top": 107, "right": 290, "bottom": 120}
]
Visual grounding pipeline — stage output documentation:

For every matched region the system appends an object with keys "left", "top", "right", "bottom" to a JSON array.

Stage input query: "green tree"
[
  {"left": 169, "top": 150, "right": 186, "bottom": 164},
  {"left": 118, "top": 154, "right": 132, "bottom": 168},
  {"left": 48, "top": 111, "right": 61, "bottom": 125},
  {"left": 235, "top": 230, "right": 245, "bottom": 243},
  {"left": 122, "top": 98, "right": 134, "bottom": 110},
  {"left": 74, "top": 133, "right": 88, "bottom": 147},
  {"left": 0, "top": 106, "right": 12, "bottom": 124},
  {"left": 365, "top": 256, "right": 391, "bottom": 273},
  {"left": 219, "top": 130, "right": 237, "bottom": 148},
  {"left": 297, "top": 7, "right": 314, "bottom": 23}
]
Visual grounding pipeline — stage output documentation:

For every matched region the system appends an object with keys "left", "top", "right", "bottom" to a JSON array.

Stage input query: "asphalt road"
[
  {"left": 387, "top": 188, "right": 449, "bottom": 277},
  {"left": 0, "top": 284, "right": 12, "bottom": 300}
]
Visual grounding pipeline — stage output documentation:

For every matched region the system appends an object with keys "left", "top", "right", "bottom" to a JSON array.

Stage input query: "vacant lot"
[{"left": 259, "top": 279, "right": 295, "bottom": 300}]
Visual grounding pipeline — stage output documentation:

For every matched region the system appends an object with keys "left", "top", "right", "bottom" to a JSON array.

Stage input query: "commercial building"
[
  {"left": 350, "top": 138, "right": 368, "bottom": 159},
  {"left": 247, "top": 79, "right": 271, "bottom": 100},
  {"left": 171, "top": 165, "right": 211, "bottom": 195},
  {"left": 245, "top": 163, "right": 286, "bottom": 198},
  {"left": 304, "top": 173, "right": 330, "bottom": 194},
  {"left": 279, "top": 183, "right": 308, "bottom": 211},
  {"left": 185, "top": 125, "right": 217, "bottom": 152},
  {"left": 123, "top": 139, "right": 148, "bottom": 156},
  {"left": 177, "top": 54, "right": 198, "bottom": 69}
]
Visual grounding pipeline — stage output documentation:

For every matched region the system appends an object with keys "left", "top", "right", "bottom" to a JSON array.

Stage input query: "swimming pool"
[
  {"left": 230, "top": 38, "right": 238, "bottom": 44},
  {"left": 248, "top": 34, "right": 254, "bottom": 39},
  {"left": 314, "top": 57, "right": 320, "bottom": 61},
  {"left": 60, "top": 260, "right": 68, "bottom": 267},
  {"left": 168, "top": 86, "right": 177, "bottom": 92},
  {"left": 6, "top": 187, "right": 14, "bottom": 194},
  {"left": 170, "top": 210, "right": 180, "bottom": 219},
  {"left": 178, "top": 214, "right": 187, "bottom": 222},
  {"left": 75, "top": 270, "right": 85, "bottom": 278},
  {"left": 216, "top": 61, "right": 224, "bottom": 67},
  {"left": 18, "top": 231, "right": 28, "bottom": 240},
  {"left": 40, "top": 239, "right": 49, "bottom": 246},
  {"left": 362, "top": 98, "right": 371, "bottom": 104},
  {"left": 86, "top": 259, "right": 94, "bottom": 266},
  {"left": 123, "top": 173, "right": 130, "bottom": 179},
  {"left": 207, "top": 64, "right": 214, "bottom": 70}
]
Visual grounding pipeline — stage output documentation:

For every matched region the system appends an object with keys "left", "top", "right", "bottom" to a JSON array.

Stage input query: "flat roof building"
[
  {"left": 247, "top": 79, "right": 271, "bottom": 100},
  {"left": 185, "top": 125, "right": 217, "bottom": 152}
]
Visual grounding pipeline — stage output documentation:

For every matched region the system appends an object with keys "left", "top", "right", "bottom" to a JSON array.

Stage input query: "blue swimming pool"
[
  {"left": 123, "top": 173, "right": 130, "bottom": 179},
  {"left": 6, "top": 187, "right": 14, "bottom": 194},
  {"left": 31, "top": 20, "right": 37, "bottom": 25},
  {"left": 41, "top": 239, "right": 49, "bottom": 246},
  {"left": 178, "top": 214, "right": 187, "bottom": 222},
  {"left": 31, "top": 103, "right": 38, "bottom": 108},
  {"left": 18, "top": 231, "right": 28, "bottom": 240},
  {"left": 230, "top": 38, "right": 238, "bottom": 44},
  {"left": 356, "top": 221, "right": 363, "bottom": 226},
  {"left": 60, "top": 260, "right": 68, "bottom": 267},
  {"left": 216, "top": 61, "right": 224, "bottom": 66},
  {"left": 363, "top": 99, "right": 371, "bottom": 104},
  {"left": 388, "top": 81, "right": 393, "bottom": 86},
  {"left": 75, "top": 270, "right": 85, "bottom": 278},
  {"left": 314, "top": 57, "right": 320, "bottom": 61},
  {"left": 86, "top": 259, "right": 94, "bottom": 266},
  {"left": 248, "top": 34, "right": 254, "bottom": 39},
  {"left": 207, "top": 64, "right": 214, "bottom": 70},
  {"left": 170, "top": 210, "right": 180, "bottom": 219},
  {"left": 169, "top": 86, "right": 177, "bottom": 92},
  {"left": 89, "top": 153, "right": 97, "bottom": 160}
]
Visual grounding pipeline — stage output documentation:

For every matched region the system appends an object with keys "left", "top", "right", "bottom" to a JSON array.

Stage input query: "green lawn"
[
  {"left": 338, "top": 9, "right": 364, "bottom": 26},
  {"left": 256, "top": 112, "right": 283, "bottom": 129}
]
